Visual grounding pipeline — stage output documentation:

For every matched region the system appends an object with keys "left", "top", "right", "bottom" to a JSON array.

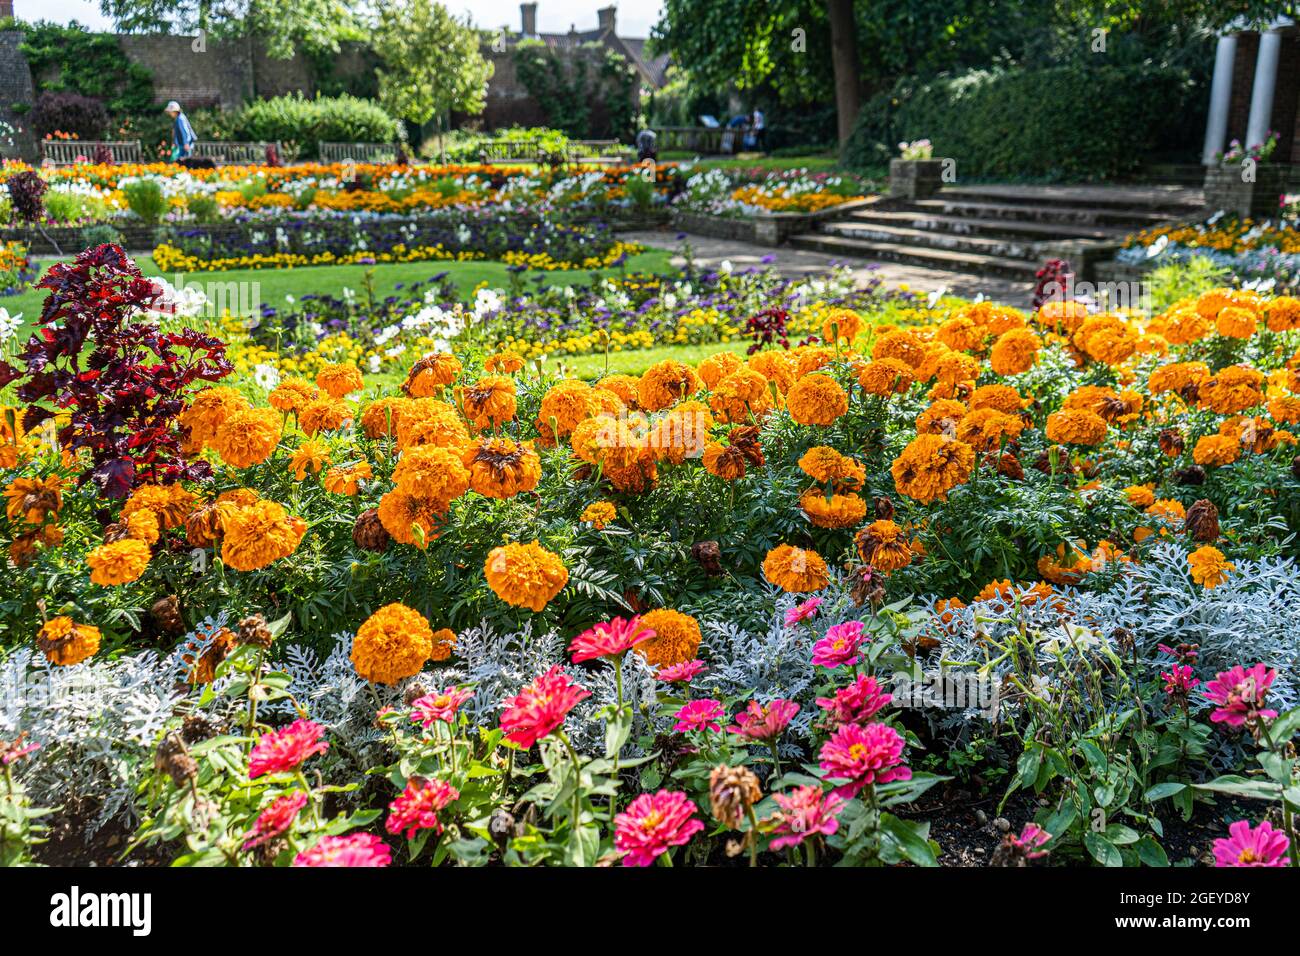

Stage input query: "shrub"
[
  {"left": 121, "top": 178, "right": 168, "bottom": 224},
  {"left": 843, "top": 65, "right": 1200, "bottom": 182},
  {"left": 185, "top": 194, "right": 220, "bottom": 223},
  {"left": 4, "top": 171, "right": 46, "bottom": 224},
  {"left": 29, "top": 91, "right": 109, "bottom": 141},
  {"left": 229, "top": 94, "right": 401, "bottom": 159}
]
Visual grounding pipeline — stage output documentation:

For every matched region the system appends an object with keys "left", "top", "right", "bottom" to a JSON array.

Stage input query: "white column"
[
  {"left": 1203, "top": 34, "right": 1238, "bottom": 164},
  {"left": 1246, "top": 29, "right": 1284, "bottom": 148}
]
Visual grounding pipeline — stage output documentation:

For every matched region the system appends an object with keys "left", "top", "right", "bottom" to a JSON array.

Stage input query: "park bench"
[
  {"left": 192, "top": 141, "right": 282, "bottom": 165},
  {"left": 319, "top": 142, "right": 402, "bottom": 164},
  {"left": 650, "top": 126, "right": 725, "bottom": 154},
  {"left": 40, "top": 139, "right": 144, "bottom": 166},
  {"left": 477, "top": 140, "right": 630, "bottom": 166}
]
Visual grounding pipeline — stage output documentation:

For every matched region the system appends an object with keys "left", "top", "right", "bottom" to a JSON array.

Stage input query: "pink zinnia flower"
[
  {"left": 1158, "top": 642, "right": 1198, "bottom": 664},
  {"left": 499, "top": 665, "right": 591, "bottom": 748},
  {"left": 386, "top": 777, "right": 460, "bottom": 839},
  {"left": 1212, "top": 819, "right": 1290, "bottom": 867},
  {"left": 613, "top": 789, "right": 705, "bottom": 866},
  {"left": 1203, "top": 663, "right": 1278, "bottom": 726},
  {"left": 768, "top": 785, "right": 846, "bottom": 850},
  {"left": 292, "top": 832, "right": 392, "bottom": 867},
  {"left": 1, "top": 734, "right": 39, "bottom": 766},
  {"left": 248, "top": 719, "right": 329, "bottom": 779},
  {"left": 674, "top": 698, "right": 724, "bottom": 733},
  {"left": 811, "top": 620, "right": 865, "bottom": 668},
  {"left": 569, "top": 615, "right": 655, "bottom": 663},
  {"left": 818, "top": 721, "right": 911, "bottom": 798},
  {"left": 784, "top": 597, "right": 823, "bottom": 627},
  {"left": 728, "top": 698, "right": 800, "bottom": 742},
  {"left": 1008, "top": 823, "right": 1052, "bottom": 860},
  {"left": 1161, "top": 665, "right": 1198, "bottom": 697},
  {"left": 816, "top": 673, "right": 892, "bottom": 726},
  {"left": 410, "top": 687, "right": 474, "bottom": 727},
  {"left": 242, "top": 791, "right": 308, "bottom": 851},
  {"left": 657, "top": 659, "right": 707, "bottom": 684}
]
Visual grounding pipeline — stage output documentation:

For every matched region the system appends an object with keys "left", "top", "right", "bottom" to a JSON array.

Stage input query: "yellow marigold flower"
[
  {"left": 457, "top": 375, "right": 517, "bottom": 431},
  {"left": 1146, "top": 498, "right": 1186, "bottom": 526},
  {"left": 821, "top": 308, "right": 863, "bottom": 344},
  {"left": 891, "top": 434, "right": 975, "bottom": 503},
  {"left": 485, "top": 351, "right": 526, "bottom": 374},
  {"left": 378, "top": 490, "right": 444, "bottom": 548},
  {"left": 403, "top": 353, "right": 462, "bottom": 397},
  {"left": 956, "top": 407, "right": 1025, "bottom": 451},
  {"left": 762, "top": 543, "right": 829, "bottom": 593},
  {"left": 462, "top": 437, "right": 541, "bottom": 498},
  {"left": 1215, "top": 306, "right": 1257, "bottom": 339},
  {"left": 989, "top": 328, "right": 1041, "bottom": 376},
  {"left": 290, "top": 439, "right": 329, "bottom": 480},
  {"left": 484, "top": 540, "right": 569, "bottom": 612},
  {"left": 536, "top": 380, "right": 600, "bottom": 442},
  {"left": 1124, "top": 484, "right": 1155, "bottom": 508},
  {"left": 87, "top": 538, "right": 151, "bottom": 586},
  {"left": 268, "top": 377, "right": 319, "bottom": 414},
  {"left": 1193, "top": 434, "right": 1240, "bottom": 467},
  {"left": 797, "top": 446, "right": 864, "bottom": 490},
  {"left": 635, "top": 608, "right": 702, "bottom": 669},
  {"left": 1188, "top": 545, "right": 1234, "bottom": 589},
  {"left": 1264, "top": 296, "right": 1300, "bottom": 332},
  {"left": 220, "top": 500, "right": 307, "bottom": 571},
  {"left": 125, "top": 509, "right": 160, "bottom": 545},
  {"left": 360, "top": 396, "right": 409, "bottom": 438},
  {"left": 698, "top": 350, "right": 744, "bottom": 389},
  {"left": 581, "top": 501, "right": 617, "bottom": 529},
  {"left": 854, "top": 519, "right": 913, "bottom": 572},
  {"left": 393, "top": 445, "right": 469, "bottom": 505},
  {"left": 857, "top": 358, "right": 914, "bottom": 396},
  {"left": 800, "top": 489, "right": 867, "bottom": 529},
  {"left": 1199, "top": 366, "right": 1265, "bottom": 415},
  {"left": 595, "top": 374, "right": 641, "bottom": 409},
  {"left": 179, "top": 386, "right": 249, "bottom": 451},
  {"left": 786, "top": 373, "right": 848, "bottom": 426},
  {"left": 350, "top": 602, "right": 433, "bottom": 685},
  {"left": 213, "top": 407, "right": 282, "bottom": 469},
  {"left": 638, "top": 360, "right": 703, "bottom": 412},
  {"left": 37, "top": 616, "right": 101, "bottom": 666},
  {"left": 747, "top": 350, "right": 796, "bottom": 393},
  {"left": 300, "top": 397, "right": 353, "bottom": 436},
  {"left": 709, "top": 367, "right": 774, "bottom": 423},
  {"left": 316, "top": 362, "right": 364, "bottom": 399},
  {"left": 324, "top": 461, "right": 372, "bottom": 496},
  {"left": 1045, "top": 409, "right": 1108, "bottom": 446}
]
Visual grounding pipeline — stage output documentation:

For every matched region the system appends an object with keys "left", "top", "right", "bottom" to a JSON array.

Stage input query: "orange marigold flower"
[
  {"left": 1045, "top": 409, "right": 1108, "bottom": 446},
  {"left": 4, "top": 475, "right": 63, "bottom": 525},
  {"left": 857, "top": 358, "right": 914, "bottom": 396},
  {"left": 1033, "top": 298, "right": 1090, "bottom": 335},
  {"left": 392, "top": 445, "right": 469, "bottom": 505},
  {"left": 350, "top": 602, "right": 433, "bottom": 685},
  {"left": 635, "top": 608, "right": 702, "bottom": 669},
  {"left": 1264, "top": 296, "right": 1300, "bottom": 332},
  {"left": 1199, "top": 365, "right": 1265, "bottom": 415},
  {"left": 1074, "top": 314, "right": 1138, "bottom": 365},
  {"left": 1268, "top": 395, "right": 1300, "bottom": 425},
  {"left": 854, "top": 519, "right": 912, "bottom": 572},
  {"left": 37, "top": 615, "right": 102, "bottom": 666},
  {"left": 871, "top": 329, "right": 927, "bottom": 368},
  {"left": 360, "top": 396, "right": 409, "bottom": 438},
  {"left": 403, "top": 353, "right": 462, "bottom": 397},
  {"left": 762, "top": 544, "right": 829, "bottom": 593},
  {"left": 936, "top": 316, "right": 981, "bottom": 353},
  {"left": 377, "top": 490, "right": 444, "bottom": 548},
  {"left": 697, "top": 350, "right": 744, "bottom": 389},
  {"left": 213, "top": 407, "right": 282, "bottom": 469},
  {"left": 299, "top": 397, "right": 352, "bottom": 436},
  {"left": 485, "top": 351, "right": 526, "bottom": 374},
  {"left": 87, "top": 538, "right": 151, "bottom": 586},
  {"left": 709, "top": 367, "right": 775, "bottom": 423},
  {"left": 786, "top": 373, "right": 848, "bottom": 426},
  {"left": 797, "top": 445, "right": 864, "bottom": 490},
  {"left": 1124, "top": 484, "right": 1155, "bottom": 508},
  {"left": 1146, "top": 498, "right": 1186, "bottom": 527},
  {"left": 536, "top": 380, "right": 601, "bottom": 442},
  {"left": 1188, "top": 545, "right": 1234, "bottom": 590},
  {"left": 290, "top": 439, "right": 329, "bottom": 480},
  {"left": 268, "top": 377, "right": 319, "bottom": 414},
  {"left": 747, "top": 350, "right": 797, "bottom": 394},
  {"left": 429, "top": 628, "right": 456, "bottom": 662},
  {"left": 968, "top": 384, "right": 1024, "bottom": 415},
  {"left": 1036, "top": 541, "right": 1092, "bottom": 586},
  {"left": 125, "top": 509, "right": 160, "bottom": 545},
  {"left": 1193, "top": 434, "right": 1240, "bottom": 467},
  {"left": 397, "top": 398, "right": 469, "bottom": 449},
  {"left": 916, "top": 399, "right": 967, "bottom": 436},
  {"left": 595, "top": 374, "right": 641, "bottom": 409},
  {"left": 220, "top": 500, "right": 307, "bottom": 572},
  {"left": 581, "top": 501, "right": 617, "bottom": 529},
  {"left": 638, "top": 360, "right": 703, "bottom": 412},
  {"left": 316, "top": 362, "right": 364, "bottom": 399},
  {"left": 457, "top": 375, "right": 517, "bottom": 431},
  {"left": 179, "top": 386, "right": 249, "bottom": 451},
  {"left": 1159, "top": 307, "right": 1212, "bottom": 346},
  {"left": 484, "top": 540, "right": 569, "bottom": 612},
  {"left": 461, "top": 437, "right": 541, "bottom": 498},
  {"left": 891, "top": 434, "right": 975, "bottom": 503},
  {"left": 800, "top": 489, "right": 867, "bottom": 529},
  {"left": 989, "top": 328, "right": 1041, "bottom": 376},
  {"left": 702, "top": 442, "right": 748, "bottom": 480},
  {"left": 821, "top": 308, "right": 863, "bottom": 344},
  {"left": 795, "top": 345, "right": 834, "bottom": 377},
  {"left": 1149, "top": 361, "right": 1210, "bottom": 395},
  {"left": 324, "top": 462, "right": 372, "bottom": 496},
  {"left": 956, "top": 407, "right": 1025, "bottom": 451},
  {"left": 1215, "top": 306, "right": 1257, "bottom": 339}
]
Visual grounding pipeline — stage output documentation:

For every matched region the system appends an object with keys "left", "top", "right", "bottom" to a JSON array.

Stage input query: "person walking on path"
[{"left": 165, "top": 101, "right": 196, "bottom": 162}]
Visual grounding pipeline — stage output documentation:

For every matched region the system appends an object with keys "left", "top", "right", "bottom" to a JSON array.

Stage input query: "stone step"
[
  {"left": 821, "top": 220, "right": 1043, "bottom": 259},
  {"left": 789, "top": 232, "right": 1041, "bottom": 281},
  {"left": 937, "top": 184, "right": 1205, "bottom": 216},
  {"left": 841, "top": 208, "right": 1129, "bottom": 243},
  {"left": 909, "top": 197, "right": 1179, "bottom": 229}
]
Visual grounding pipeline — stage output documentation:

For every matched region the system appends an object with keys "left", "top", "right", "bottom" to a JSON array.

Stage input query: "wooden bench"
[
  {"left": 651, "top": 127, "right": 725, "bottom": 154},
  {"left": 477, "top": 140, "right": 629, "bottom": 165},
  {"left": 41, "top": 139, "right": 144, "bottom": 166},
  {"left": 192, "top": 141, "right": 281, "bottom": 165},
  {"left": 318, "top": 142, "right": 401, "bottom": 163}
]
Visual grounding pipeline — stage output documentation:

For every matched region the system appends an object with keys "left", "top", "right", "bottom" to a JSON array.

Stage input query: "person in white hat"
[{"left": 164, "top": 101, "right": 196, "bottom": 162}]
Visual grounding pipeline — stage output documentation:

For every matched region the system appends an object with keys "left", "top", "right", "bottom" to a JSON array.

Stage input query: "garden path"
[{"left": 620, "top": 229, "right": 1030, "bottom": 305}]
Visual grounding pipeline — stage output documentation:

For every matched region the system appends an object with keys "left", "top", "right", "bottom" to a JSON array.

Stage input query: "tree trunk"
[{"left": 826, "top": 0, "right": 862, "bottom": 146}]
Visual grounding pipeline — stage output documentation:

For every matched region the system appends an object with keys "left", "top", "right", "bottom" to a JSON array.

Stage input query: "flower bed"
[
  {"left": 1119, "top": 215, "right": 1300, "bottom": 292},
  {"left": 1, "top": 247, "right": 1299, "bottom": 868}
]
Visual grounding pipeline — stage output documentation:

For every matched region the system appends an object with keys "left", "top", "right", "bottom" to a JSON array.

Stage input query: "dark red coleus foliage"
[
  {"left": 1032, "top": 257, "right": 1074, "bottom": 311},
  {"left": 6, "top": 170, "right": 48, "bottom": 225},
  {"left": 744, "top": 307, "right": 791, "bottom": 354},
  {"left": 10, "top": 244, "right": 233, "bottom": 497}
]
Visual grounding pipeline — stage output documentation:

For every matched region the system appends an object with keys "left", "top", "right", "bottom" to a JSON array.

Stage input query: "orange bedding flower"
[{"left": 484, "top": 540, "right": 569, "bottom": 611}]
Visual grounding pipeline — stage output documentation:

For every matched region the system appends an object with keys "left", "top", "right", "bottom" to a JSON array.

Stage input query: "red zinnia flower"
[
  {"left": 292, "top": 832, "right": 391, "bottom": 867},
  {"left": 499, "top": 665, "right": 591, "bottom": 748},
  {"left": 614, "top": 789, "right": 705, "bottom": 866},
  {"left": 673, "top": 698, "right": 724, "bottom": 733},
  {"left": 242, "top": 791, "right": 308, "bottom": 851},
  {"left": 1212, "top": 819, "right": 1290, "bottom": 867},
  {"left": 386, "top": 777, "right": 460, "bottom": 839},
  {"left": 248, "top": 719, "right": 329, "bottom": 779},
  {"left": 569, "top": 615, "right": 655, "bottom": 663}
]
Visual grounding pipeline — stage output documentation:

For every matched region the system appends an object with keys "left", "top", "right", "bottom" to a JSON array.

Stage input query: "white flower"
[
  {"left": 0, "top": 308, "right": 23, "bottom": 342},
  {"left": 253, "top": 364, "right": 281, "bottom": 390},
  {"left": 719, "top": 260, "right": 733, "bottom": 274}
]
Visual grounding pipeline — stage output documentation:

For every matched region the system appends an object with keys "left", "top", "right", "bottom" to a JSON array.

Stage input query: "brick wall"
[{"left": 0, "top": 31, "right": 35, "bottom": 159}]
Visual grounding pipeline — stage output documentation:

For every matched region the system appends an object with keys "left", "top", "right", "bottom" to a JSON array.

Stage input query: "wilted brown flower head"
[
  {"left": 154, "top": 732, "right": 197, "bottom": 787},
  {"left": 1185, "top": 499, "right": 1220, "bottom": 542},
  {"left": 692, "top": 540, "right": 723, "bottom": 576},
  {"left": 353, "top": 507, "right": 391, "bottom": 553},
  {"left": 151, "top": 594, "right": 185, "bottom": 635},
  {"left": 1158, "top": 429, "right": 1185, "bottom": 458},
  {"left": 709, "top": 764, "right": 761, "bottom": 829},
  {"left": 237, "top": 613, "right": 274, "bottom": 649}
]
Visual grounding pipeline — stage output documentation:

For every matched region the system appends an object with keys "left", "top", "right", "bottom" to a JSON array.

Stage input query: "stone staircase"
[{"left": 790, "top": 184, "right": 1207, "bottom": 282}]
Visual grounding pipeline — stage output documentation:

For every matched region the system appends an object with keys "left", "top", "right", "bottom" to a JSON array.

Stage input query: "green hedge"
[
  {"left": 228, "top": 94, "right": 401, "bottom": 160},
  {"left": 843, "top": 65, "right": 1201, "bottom": 182}
]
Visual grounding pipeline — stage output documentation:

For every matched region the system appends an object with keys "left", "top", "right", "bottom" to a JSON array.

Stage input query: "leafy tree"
[
  {"left": 98, "top": 0, "right": 357, "bottom": 58},
  {"left": 371, "top": 0, "right": 494, "bottom": 156}
]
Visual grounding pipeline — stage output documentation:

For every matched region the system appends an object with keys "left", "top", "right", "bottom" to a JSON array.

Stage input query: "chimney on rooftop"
[
  {"left": 520, "top": 2, "right": 537, "bottom": 37},
  {"left": 597, "top": 5, "right": 616, "bottom": 34}
]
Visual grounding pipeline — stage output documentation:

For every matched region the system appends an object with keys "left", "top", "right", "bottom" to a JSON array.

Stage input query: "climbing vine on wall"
[
  {"left": 19, "top": 24, "right": 155, "bottom": 116},
  {"left": 512, "top": 40, "right": 638, "bottom": 140}
]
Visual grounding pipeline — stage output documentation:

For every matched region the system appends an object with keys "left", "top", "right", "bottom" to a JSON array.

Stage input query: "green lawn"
[
  {"left": 542, "top": 339, "right": 753, "bottom": 379},
  {"left": 1, "top": 248, "right": 677, "bottom": 336}
]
